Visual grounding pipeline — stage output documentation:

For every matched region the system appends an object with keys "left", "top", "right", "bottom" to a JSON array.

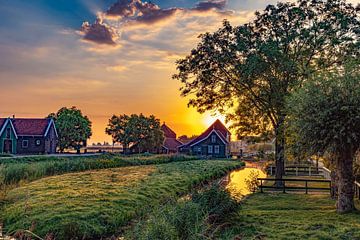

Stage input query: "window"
[
  {"left": 208, "top": 145, "right": 213, "bottom": 154},
  {"left": 211, "top": 135, "right": 216, "bottom": 143},
  {"left": 35, "top": 139, "right": 41, "bottom": 146},
  {"left": 194, "top": 146, "right": 201, "bottom": 153},
  {"left": 214, "top": 145, "right": 220, "bottom": 154},
  {"left": 22, "top": 140, "right": 29, "bottom": 148}
]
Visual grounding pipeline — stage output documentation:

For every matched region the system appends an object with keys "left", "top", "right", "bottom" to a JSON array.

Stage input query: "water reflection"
[{"left": 226, "top": 166, "right": 267, "bottom": 199}]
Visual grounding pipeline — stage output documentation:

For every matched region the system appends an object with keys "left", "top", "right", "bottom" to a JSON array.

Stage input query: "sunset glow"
[{"left": 3, "top": 0, "right": 356, "bottom": 143}]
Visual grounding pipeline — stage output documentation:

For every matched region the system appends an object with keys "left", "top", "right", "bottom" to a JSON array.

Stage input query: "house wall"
[
  {"left": 0, "top": 123, "right": 17, "bottom": 154},
  {"left": 45, "top": 125, "right": 57, "bottom": 154},
  {"left": 16, "top": 136, "right": 46, "bottom": 154},
  {"left": 190, "top": 133, "right": 228, "bottom": 158}
]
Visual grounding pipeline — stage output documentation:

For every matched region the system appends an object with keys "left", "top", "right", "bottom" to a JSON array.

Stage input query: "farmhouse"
[
  {"left": 0, "top": 118, "right": 58, "bottom": 155},
  {"left": 179, "top": 119, "right": 231, "bottom": 158},
  {"left": 161, "top": 123, "right": 183, "bottom": 154}
]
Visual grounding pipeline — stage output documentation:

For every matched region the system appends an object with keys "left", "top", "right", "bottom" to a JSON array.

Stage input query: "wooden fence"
[
  {"left": 258, "top": 178, "right": 331, "bottom": 194},
  {"left": 267, "top": 165, "right": 321, "bottom": 177}
]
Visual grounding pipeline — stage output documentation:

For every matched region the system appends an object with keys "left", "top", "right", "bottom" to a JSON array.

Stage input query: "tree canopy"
[
  {"left": 49, "top": 106, "right": 92, "bottom": 153},
  {"left": 174, "top": 0, "right": 359, "bottom": 180},
  {"left": 105, "top": 114, "right": 164, "bottom": 153},
  {"left": 287, "top": 60, "right": 360, "bottom": 213}
]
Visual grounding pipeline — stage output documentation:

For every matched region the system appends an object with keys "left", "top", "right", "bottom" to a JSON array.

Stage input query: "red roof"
[
  {"left": 161, "top": 123, "right": 177, "bottom": 138},
  {"left": 163, "top": 138, "right": 183, "bottom": 151},
  {"left": 182, "top": 119, "right": 230, "bottom": 147},
  {"left": 0, "top": 118, "right": 52, "bottom": 136}
]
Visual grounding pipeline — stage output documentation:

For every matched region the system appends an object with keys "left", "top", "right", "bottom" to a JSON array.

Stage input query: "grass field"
[
  {"left": 1, "top": 159, "right": 243, "bottom": 239},
  {"left": 220, "top": 193, "right": 360, "bottom": 240},
  {"left": 0, "top": 154, "right": 197, "bottom": 188}
]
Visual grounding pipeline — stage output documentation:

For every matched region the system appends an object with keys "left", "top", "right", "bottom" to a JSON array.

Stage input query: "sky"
[{"left": 0, "top": 0, "right": 358, "bottom": 143}]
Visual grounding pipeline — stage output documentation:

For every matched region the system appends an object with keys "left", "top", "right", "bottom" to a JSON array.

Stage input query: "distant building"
[
  {"left": 179, "top": 119, "right": 231, "bottom": 158},
  {"left": 161, "top": 123, "right": 183, "bottom": 154},
  {"left": 0, "top": 118, "right": 58, "bottom": 155},
  {"left": 230, "top": 140, "right": 248, "bottom": 156}
]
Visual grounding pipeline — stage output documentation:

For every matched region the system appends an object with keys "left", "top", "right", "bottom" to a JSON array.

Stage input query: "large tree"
[
  {"left": 173, "top": 0, "right": 359, "bottom": 182},
  {"left": 49, "top": 107, "right": 92, "bottom": 153},
  {"left": 287, "top": 60, "right": 360, "bottom": 213},
  {"left": 105, "top": 114, "right": 164, "bottom": 153}
]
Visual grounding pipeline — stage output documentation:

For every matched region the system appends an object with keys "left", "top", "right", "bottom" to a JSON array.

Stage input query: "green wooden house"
[{"left": 0, "top": 118, "right": 17, "bottom": 154}]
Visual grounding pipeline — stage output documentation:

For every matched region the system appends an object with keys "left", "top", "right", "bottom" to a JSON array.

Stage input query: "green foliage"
[
  {"left": 2, "top": 160, "right": 243, "bottom": 239},
  {"left": 287, "top": 61, "right": 360, "bottom": 156},
  {"left": 49, "top": 106, "right": 92, "bottom": 152},
  {"left": 106, "top": 114, "right": 164, "bottom": 153},
  {"left": 131, "top": 186, "right": 240, "bottom": 240},
  {"left": 219, "top": 193, "right": 360, "bottom": 239}
]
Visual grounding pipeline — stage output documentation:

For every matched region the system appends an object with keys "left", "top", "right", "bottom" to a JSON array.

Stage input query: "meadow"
[
  {"left": 219, "top": 193, "right": 360, "bottom": 240},
  {"left": 1, "top": 159, "right": 243, "bottom": 239},
  {"left": 0, "top": 154, "right": 198, "bottom": 188}
]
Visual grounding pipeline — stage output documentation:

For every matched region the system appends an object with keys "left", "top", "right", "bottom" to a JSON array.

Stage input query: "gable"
[
  {"left": 0, "top": 118, "right": 18, "bottom": 139},
  {"left": 190, "top": 129, "right": 228, "bottom": 147}
]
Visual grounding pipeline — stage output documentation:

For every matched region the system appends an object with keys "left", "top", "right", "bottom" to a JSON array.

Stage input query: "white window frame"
[
  {"left": 214, "top": 145, "right": 220, "bottom": 154},
  {"left": 22, "top": 140, "right": 29, "bottom": 148},
  {"left": 211, "top": 135, "right": 216, "bottom": 143},
  {"left": 208, "top": 145, "right": 213, "bottom": 154}
]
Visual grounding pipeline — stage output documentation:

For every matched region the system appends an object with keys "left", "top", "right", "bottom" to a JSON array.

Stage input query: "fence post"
[
  {"left": 358, "top": 185, "right": 360, "bottom": 200},
  {"left": 270, "top": 166, "right": 273, "bottom": 176},
  {"left": 309, "top": 166, "right": 312, "bottom": 176},
  {"left": 260, "top": 179, "right": 263, "bottom": 193},
  {"left": 305, "top": 181, "right": 308, "bottom": 194},
  {"left": 296, "top": 167, "right": 298, "bottom": 176},
  {"left": 283, "top": 180, "right": 286, "bottom": 193}
]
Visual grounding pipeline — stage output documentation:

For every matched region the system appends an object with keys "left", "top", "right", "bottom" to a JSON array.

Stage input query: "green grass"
[
  {"left": 0, "top": 154, "right": 198, "bottom": 188},
  {"left": 220, "top": 193, "right": 360, "bottom": 240},
  {"left": 2, "top": 159, "right": 243, "bottom": 239}
]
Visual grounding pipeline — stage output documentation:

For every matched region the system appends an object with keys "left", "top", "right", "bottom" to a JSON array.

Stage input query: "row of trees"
[
  {"left": 48, "top": 108, "right": 166, "bottom": 154},
  {"left": 174, "top": 0, "right": 359, "bottom": 213}
]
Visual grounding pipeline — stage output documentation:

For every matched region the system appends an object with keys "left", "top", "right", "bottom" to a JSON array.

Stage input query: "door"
[{"left": 3, "top": 140, "right": 12, "bottom": 153}]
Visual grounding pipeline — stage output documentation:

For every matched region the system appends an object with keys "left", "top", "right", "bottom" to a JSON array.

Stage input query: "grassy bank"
[
  {"left": 220, "top": 193, "right": 360, "bottom": 240},
  {"left": 0, "top": 154, "right": 197, "bottom": 188},
  {"left": 2, "top": 160, "right": 243, "bottom": 239}
]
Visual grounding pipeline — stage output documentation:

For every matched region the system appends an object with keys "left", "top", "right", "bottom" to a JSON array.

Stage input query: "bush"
[{"left": 130, "top": 186, "right": 240, "bottom": 239}]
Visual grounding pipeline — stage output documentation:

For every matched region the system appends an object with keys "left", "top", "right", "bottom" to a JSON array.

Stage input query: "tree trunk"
[
  {"left": 336, "top": 150, "right": 356, "bottom": 213},
  {"left": 274, "top": 120, "right": 285, "bottom": 187},
  {"left": 330, "top": 169, "right": 338, "bottom": 200}
]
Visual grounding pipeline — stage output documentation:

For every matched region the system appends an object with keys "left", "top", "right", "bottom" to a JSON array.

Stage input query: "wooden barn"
[
  {"left": 161, "top": 123, "right": 183, "bottom": 154},
  {"left": 0, "top": 118, "right": 58, "bottom": 155},
  {"left": 179, "top": 119, "right": 231, "bottom": 158}
]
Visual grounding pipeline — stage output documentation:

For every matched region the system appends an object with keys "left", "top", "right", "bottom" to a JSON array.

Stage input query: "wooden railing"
[
  {"left": 267, "top": 165, "right": 321, "bottom": 176},
  {"left": 258, "top": 178, "right": 331, "bottom": 194}
]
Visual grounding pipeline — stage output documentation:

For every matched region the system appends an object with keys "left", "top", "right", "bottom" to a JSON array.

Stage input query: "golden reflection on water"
[{"left": 226, "top": 167, "right": 267, "bottom": 199}]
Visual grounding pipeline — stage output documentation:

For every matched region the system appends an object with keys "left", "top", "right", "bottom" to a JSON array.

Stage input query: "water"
[{"left": 226, "top": 165, "right": 267, "bottom": 199}]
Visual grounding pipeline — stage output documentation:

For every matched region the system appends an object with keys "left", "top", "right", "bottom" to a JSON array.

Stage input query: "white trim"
[
  {"left": 44, "top": 119, "right": 58, "bottom": 138},
  {"left": 190, "top": 129, "right": 228, "bottom": 147},
  {"left": 0, "top": 118, "right": 18, "bottom": 139}
]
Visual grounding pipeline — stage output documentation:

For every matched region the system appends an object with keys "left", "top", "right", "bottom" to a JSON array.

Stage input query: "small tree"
[
  {"left": 49, "top": 107, "right": 92, "bottom": 153},
  {"left": 287, "top": 61, "right": 360, "bottom": 213},
  {"left": 106, "top": 114, "right": 164, "bottom": 153}
]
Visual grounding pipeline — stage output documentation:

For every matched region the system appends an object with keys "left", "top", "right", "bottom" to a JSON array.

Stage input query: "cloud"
[
  {"left": 80, "top": 0, "right": 236, "bottom": 45},
  {"left": 193, "top": 0, "right": 227, "bottom": 11},
  {"left": 80, "top": 18, "right": 117, "bottom": 45}
]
